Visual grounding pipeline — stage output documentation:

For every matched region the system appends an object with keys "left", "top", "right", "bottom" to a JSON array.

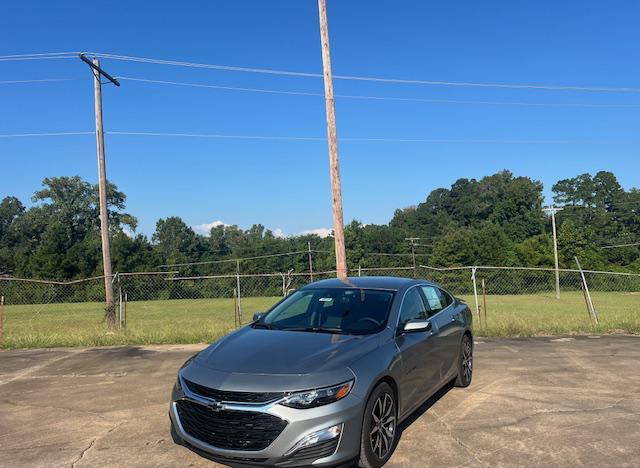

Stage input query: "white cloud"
[
  {"left": 300, "top": 228, "right": 333, "bottom": 238},
  {"left": 193, "top": 220, "right": 227, "bottom": 235},
  {"left": 193, "top": 221, "right": 333, "bottom": 239}
]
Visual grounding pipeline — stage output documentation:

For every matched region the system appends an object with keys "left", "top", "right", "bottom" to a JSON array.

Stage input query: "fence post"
[
  {"left": 236, "top": 260, "right": 243, "bottom": 324},
  {"left": 308, "top": 241, "right": 314, "bottom": 283},
  {"left": 233, "top": 288, "right": 239, "bottom": 328},
  {"left": 123, "top": 292, "right": 127, "bottom": 327},
  {"left": 358, "top": 264, "right": 362, "bottom": 277},
  {"left": 471, "top": 267, "right": 481, "bottom": 324},
  {"left": 118, "top": 276, "right": 123, "bottom": 329},
  {"left": 0, "top": 295, "right": 4, "bottom": 345},
  {"left": 481, "top": 278, "right": 487, "bottom": 328},
  {"left": 575, "top": 257, "right": 599, "bottom": 324}
]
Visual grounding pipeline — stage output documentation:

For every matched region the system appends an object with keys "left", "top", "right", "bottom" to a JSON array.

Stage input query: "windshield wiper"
[
  {"left": 280, "top": 326, "right": 346, "bottom": 334},
  {"left": 252, "top": 322, "right": 277, "bottom": 330}
]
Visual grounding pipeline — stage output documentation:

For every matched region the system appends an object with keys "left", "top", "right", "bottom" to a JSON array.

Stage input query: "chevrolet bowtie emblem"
[{"left": 206, "top": 399, "right": 225, "bottom": 412}]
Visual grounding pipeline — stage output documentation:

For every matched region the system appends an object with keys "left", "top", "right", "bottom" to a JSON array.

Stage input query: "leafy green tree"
[{"left": 431, "top": 224, "right": 516, "bottom": 267}]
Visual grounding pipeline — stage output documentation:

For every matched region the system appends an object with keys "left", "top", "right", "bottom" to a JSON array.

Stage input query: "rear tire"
[
  {"left": 455, "top": 334, "right": 473, "bottom": 387},
  {"left": 359, "top": 382, "right": 398, "bottom": 468}
]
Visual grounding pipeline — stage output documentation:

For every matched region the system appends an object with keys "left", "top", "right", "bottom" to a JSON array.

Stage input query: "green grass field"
[{"left": 1, "top": 292, "right": 638, "bottom": 349}]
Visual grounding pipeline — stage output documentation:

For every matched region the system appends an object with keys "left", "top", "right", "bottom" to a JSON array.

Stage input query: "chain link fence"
[
  {"left": 0, "top": 265, "right": 638, "bottom": 348},
  {"left": 419, "top": 266, "right": 640, "bottom": 336}
]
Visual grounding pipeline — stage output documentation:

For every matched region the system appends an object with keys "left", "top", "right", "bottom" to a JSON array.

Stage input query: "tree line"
[{"left": 0, "top": 170, "right": 638, "bottom": 281}]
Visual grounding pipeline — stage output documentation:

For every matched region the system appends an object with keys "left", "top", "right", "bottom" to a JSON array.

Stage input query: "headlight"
[{"left": 282, "top": 380, "right": 354, "bottom": 409}]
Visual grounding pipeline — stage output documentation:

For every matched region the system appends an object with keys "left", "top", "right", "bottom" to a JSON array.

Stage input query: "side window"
[
  {"left": 439, "top": 289, "right": 454, "bottom": 308},
  {"left": 420, "top": 286, "right": 452, "bottom": 316},
  {"left": 398, "top": 287, "right": 427, "bottom": 325}
]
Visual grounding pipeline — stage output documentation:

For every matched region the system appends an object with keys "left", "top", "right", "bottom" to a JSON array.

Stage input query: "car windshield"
[{"left": 254, "top": 288, "right": 395, "bottom": 335}]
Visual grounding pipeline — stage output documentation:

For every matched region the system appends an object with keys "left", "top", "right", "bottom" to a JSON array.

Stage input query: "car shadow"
[{"left": 397, "top": 379, "right": 455, "bottom": 435}]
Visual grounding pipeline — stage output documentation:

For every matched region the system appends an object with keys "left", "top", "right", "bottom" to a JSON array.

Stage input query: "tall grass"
[{"left": 1, "top": 292, "right": 638, "bottom": 349}]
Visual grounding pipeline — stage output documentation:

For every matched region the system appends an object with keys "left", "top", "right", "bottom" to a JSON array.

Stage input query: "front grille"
[
  {"left": 279, "top": 438, "right": 340, "bottom": 466},
  {"left": 176, "top": 400, "right": 287, "bottom": 451},
  {"left": 184, "top": 378, "right": 286, "bottom": 404}
]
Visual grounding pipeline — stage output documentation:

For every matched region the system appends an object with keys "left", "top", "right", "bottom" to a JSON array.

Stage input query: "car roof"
[{"left": 302, "top": 275, "right": 434, "bottom": 291}]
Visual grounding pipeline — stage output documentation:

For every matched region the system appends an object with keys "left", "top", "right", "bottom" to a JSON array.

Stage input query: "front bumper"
[{"left": 170, "top": 382, "right": 364, "bottom": 466}]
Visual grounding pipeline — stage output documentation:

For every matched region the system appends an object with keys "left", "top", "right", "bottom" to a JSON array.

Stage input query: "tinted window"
[
  {"left": 259, "top": 288, "right": 394, "bottom": 335},
  {"left": 398, "top": 287, "right": 427, "bottom": 325},
  {"left": 420, "top": 286, "right": 453, "bottom": 316}
]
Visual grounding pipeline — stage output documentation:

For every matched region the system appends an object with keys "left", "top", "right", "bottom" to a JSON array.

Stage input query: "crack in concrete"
[
  {"left": 429, "top": 409, "right": 488, "bottom": 467},
  {"left": 68, "top": 421, "right": 125, "bottom": 467},
  {"left": 70, "top": 439, "right": 95, "bottom": 468}
]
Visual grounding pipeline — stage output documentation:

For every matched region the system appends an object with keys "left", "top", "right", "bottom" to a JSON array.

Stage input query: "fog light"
[{"left": 284, "top": 423, "right": 343, "bottom": 456}]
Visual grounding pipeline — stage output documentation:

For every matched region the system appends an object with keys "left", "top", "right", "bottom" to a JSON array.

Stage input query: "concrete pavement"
[{"left": 1, "top": 336, "right": 639, "bottom": 467}]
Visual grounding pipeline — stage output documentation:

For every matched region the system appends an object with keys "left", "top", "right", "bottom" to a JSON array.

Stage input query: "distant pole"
[
  {"left": 471, "top": 267, "right": 480, "bottom": 324},
  {"left": 575, "top": 257, "right": 599, "bottom": 324},
  {"left": 544, "top": 206, "right": 563, "bottom": 299},
  {"left": 318, "top": 0, "right": 347, "bottom": 280},
  {"left": 405, "top": 238, "right": 420, "bottom": 277},
  {"left": 236, "top": 259, "right": 243, "bottom": 324},
  {"left": 307, "top": 241, "right": 314, "bottom": 282},
  {"left": 0, "top": 295, "right": 4, "bottom": 344},
  {"left": 81, "top": 54, "right": 120, "bottom": 325}
]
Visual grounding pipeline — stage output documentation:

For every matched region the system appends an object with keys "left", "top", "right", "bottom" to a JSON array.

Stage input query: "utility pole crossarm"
[{"left": 79, "top": 54, "right": 120, "bottom": 86}]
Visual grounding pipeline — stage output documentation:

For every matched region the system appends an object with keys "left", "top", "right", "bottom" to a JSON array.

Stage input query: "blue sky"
[{"left": 1, "top": 1, "right": 639, "bottom": 237}]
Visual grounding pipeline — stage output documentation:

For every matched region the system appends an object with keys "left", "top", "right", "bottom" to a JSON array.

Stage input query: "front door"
[{"left": 394, "top": 286, "right": 439, "bottom": 415}]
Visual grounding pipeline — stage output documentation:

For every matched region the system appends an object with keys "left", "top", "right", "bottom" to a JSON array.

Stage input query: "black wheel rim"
[
  {"left": 462, "top": 338, "right": 473, "bottom": 383},
  {"left": 369, "top": 393, "right": 396, "bottom": 459}
]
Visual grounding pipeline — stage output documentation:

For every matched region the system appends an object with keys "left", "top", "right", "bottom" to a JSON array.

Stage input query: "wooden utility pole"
[
  {"left": 544, "top": 206, "right": 563, "bottom": 299},
  {"left": 317, "top": 0, "right": 347, "bottom": 280},
  {"left": 307, "top": 241, "right": 314, "bottom": 282},
  {"left": 80, "top": 54, "right": 120, "bottom": 325},
  {"left": 405, "top": 237, "right": 420, "bottom": 277}
]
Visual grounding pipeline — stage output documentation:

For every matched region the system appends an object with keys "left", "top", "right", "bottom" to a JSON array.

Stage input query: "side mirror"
[
  {"left": 252, "top": 312, "right": 265, "bottom": 322},
  {"left": 402, "top": 319, "right": 432, "bottom": 333}
]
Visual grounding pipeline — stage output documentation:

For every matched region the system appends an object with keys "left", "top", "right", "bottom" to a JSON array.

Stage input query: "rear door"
[{"left": 419, "top": 285, "right": 460, "bottom": 383}]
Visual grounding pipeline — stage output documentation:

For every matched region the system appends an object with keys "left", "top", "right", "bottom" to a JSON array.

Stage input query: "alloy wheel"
[
  {"left": 462, "top": 338, "right": 473, "bottom": 383},
  {"left": 369, "top": 392, "right": 396, "bottom": 459}
]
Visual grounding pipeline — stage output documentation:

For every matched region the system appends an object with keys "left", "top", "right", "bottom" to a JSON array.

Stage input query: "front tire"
[
  {"left": 455, "top": 334, "right": 473, "bottom": 387},
  {"left": 359, "top": 382, "right": 398, "bottom": 468}
]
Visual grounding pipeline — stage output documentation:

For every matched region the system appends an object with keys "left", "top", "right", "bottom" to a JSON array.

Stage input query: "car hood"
[{"left": 196, "top": 326, "right": 380, "bottom": 375}]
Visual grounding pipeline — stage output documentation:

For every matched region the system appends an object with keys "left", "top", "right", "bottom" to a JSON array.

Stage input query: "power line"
[
  {"left": 117, "top": 76, "right": 640, "bottom": 109},
  {"left": 0, "top": 132, "right": 94, "bottom": 138},
  {"left": 3, "top": 50, "right": 640, "bottom": 93},
  {"left": 1, "top": 131, "right": 639, "bottom": 144},
  {"left": 0, "top": 78, "right": 76, "bottom": 84},
  {"left": 0, "top": 52, "right": 79, "bottom": 59},
  {"left": 5, "top": 74, "right": 635, "bottom": 108},
  {"left": 87, "top": 52, "right": 640, "bottom": 93},
  {"left": 4, "top": 50, "right": 640, "bottom": 95}
]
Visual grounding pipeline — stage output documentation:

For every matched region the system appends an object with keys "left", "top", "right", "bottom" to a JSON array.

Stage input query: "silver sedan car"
[{"left": 170, "top": 276, "right": 473, "bottom": 467}]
